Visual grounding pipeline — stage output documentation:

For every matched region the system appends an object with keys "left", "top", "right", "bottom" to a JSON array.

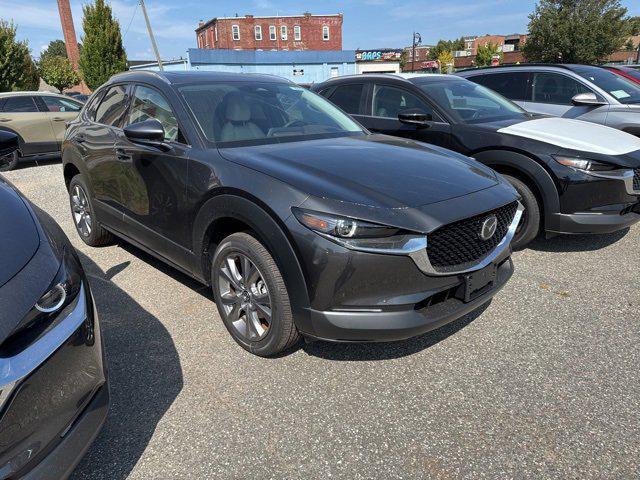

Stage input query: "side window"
[
  {"left": 470, "top": 72, "right": 529, "bottom": 101},
  {"left": 42, "top": 96, "right": 82, "bottom": 113},
  {"left": 327, "top": 84, "right": 364, "bottom": 115},
  {"left": 84, "top": 91, "right": 104, "bottom": 121},
  {"left": 125, "top": 85, "right": 180, "bottom": 143},
  {"left": 2, "top": 96, "right": 39, "bottom": 113},
  {"left": 531, "top": 72, "right": 591, "bottom": 105},
  {"left": 95, "top": 85, "right": 129, "bottom": 126},
  {"left": 372, "top": 85, "right": 435, "bottom": 119}
]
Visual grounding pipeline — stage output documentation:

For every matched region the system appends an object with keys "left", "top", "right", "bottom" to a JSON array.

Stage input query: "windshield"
[
  {"left": 573, "top": 66, "right": 640, "bottom": 104},
  {"left": 179, "top": 81, "right": 364, "bottom": 146},
  {"left": 417, "top": 79, "right": 528, "bottom": 124}
]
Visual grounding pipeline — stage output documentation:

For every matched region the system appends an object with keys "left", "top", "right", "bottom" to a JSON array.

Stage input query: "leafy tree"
[
  {"left": 624, "top": 39, "right": 635, "bottom": 51},
  {"left": 437, "top": 50, "right": 454, "bottom": 73},
  {"left": 429, "top": 37, "right": 465, "bottom": 60},
  {"left": 39, "top": 55, "right": 80, "bottom": 92},
  {"left": 41, "top": 39, "right": 67, "bottom": 60},
  {"left": 475, "top": 43, "right": 503, "bottom": 67},
  {"left": 628, "top": 16, "right": 640, "bottom": 35},
  {"left": 79, "top": 0, "right": 127, "bottom": 90},
  {"left": 0, "top": 21, "right": 39, "bottom": 91},
  {"left": 523, "top": 0, "right": 629, "bottom": 64}
]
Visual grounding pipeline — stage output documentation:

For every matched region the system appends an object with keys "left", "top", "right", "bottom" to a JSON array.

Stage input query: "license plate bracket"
[{"left": 459, "top": 263, "right": 497, "bottom": 303}]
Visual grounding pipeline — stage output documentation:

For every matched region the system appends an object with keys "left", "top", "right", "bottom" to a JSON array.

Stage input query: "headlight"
[
  {"left": 9, "top": 248, "right": 82, "bottom": 340},
  {"left": 293, "top": 208, "right": 400, "bottom": 239},
  {"left": 553, "top": 156, "right": 617, "bottom": 172},
  {"left": 292, "top": 208, "right": 427, "bottom": 255}
]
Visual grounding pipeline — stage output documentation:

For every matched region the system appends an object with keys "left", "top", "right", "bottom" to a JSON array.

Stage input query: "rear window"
[
  {"left": 1, "top": 96, "right": 38, "bottom": 113},
  {"left": 326, "top": 84, "right": 364, "bottom": 114},
  {"left": 468, "top": 72, "right": 529, "bottom": 101},
  {"left": 94, "top": 85, "right": 129, "bottom": 126}
]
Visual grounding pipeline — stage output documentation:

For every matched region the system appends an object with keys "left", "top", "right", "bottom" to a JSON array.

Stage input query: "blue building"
[{"left": 130, "top": 48, "right": 356, "bottom": 84}]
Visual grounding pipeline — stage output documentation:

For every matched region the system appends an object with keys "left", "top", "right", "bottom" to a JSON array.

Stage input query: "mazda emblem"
[{"left": 479, "top": 215, "right": 498, "bottom": 241}]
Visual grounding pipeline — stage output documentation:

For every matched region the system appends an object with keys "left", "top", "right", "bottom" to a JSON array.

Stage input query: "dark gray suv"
[{"left": 458, "top": 64, "right": 640, "bottom": 137}]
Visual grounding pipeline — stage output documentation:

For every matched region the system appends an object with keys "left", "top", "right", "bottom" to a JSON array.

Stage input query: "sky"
[{"left": 5, "top": 0, "right": 640, "bottom": 61}]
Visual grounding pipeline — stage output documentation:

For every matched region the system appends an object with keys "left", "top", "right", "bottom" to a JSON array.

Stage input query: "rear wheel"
[
  {"left": 0, "top": 151, "right": 18, "bottom": 172},
  {"left": 68, "top": 174, "right": 114, "bottom": 246},
  {"left": 212, "top": 232, "right": 301, "bottom": 356},
  {"left": 502, "top": 174, "right": 540, "bottom": 250}
]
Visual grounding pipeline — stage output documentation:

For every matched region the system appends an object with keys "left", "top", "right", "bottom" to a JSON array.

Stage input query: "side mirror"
[
  {"left": 571, "top": 92, "right": 606, "bottom": 106},
  {"left": 0, "top": 131, "right": 19, "bottom": 157},
  {"left": 123, "top": 119, "right": 171, "bottom": 150},
  {"left": 398, "top": 110, "right": 433, "bottom": 127}
]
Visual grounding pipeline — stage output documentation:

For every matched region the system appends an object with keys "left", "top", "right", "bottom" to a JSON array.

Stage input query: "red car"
[{"left": 604, "top": 65, "right": 640, "bottom": 85}]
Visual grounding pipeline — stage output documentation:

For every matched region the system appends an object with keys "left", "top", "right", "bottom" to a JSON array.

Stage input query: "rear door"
[
  {"left": 321, "top": 82, "right": 369, "bottom": 125},
  {"left": 465, "top": 71, "right": 530, "bottom": 109},
  {"left": 0, "top": 95, "right": 56, "bottom": 155},
  {"left": 37, "top": 95, "right": 83, "bottom": 146},
  {"left": 114, "top": 83, "right": 191, "bottom": 265}
]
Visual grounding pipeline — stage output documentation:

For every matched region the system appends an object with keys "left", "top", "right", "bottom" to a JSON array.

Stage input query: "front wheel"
[
  {"left": 502, "top": 174, "right": 540, "bottom": 250},
  {"left": 212, "top": 232, "right": 301, "bottom": 356}
]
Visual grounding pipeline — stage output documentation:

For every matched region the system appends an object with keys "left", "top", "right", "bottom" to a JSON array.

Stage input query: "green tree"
[
  {"left": 437, "top": 50, "right": 454, "bottom": 73},
  {"left": 41, "top": 39, "right": 67, "bottom": 60},
  {"left": 475, "top": 43, "right": 502, "bottom": 67},
  {"left": 624, "top": 39, "right": 635, "bottom": 51},
  {"left": 523, "top": 0, "right": 629, "bottom": 64},
  {"left": 0, "top": 21, "right": 39, "bottom": 91},
  {"left": 78, "top": 0, "right": 127, "bottom": 90},
  {"left": 39, "top": 55, "right": 80, "bottom": 92},
  {"left": 429, "top": 37, "right": 465, "bottom": 60},
  {"left": 628, "top": 16, "right": 640, "bottom": 35}
]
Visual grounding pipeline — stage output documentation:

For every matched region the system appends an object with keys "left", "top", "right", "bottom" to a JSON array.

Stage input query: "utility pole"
[
  {"left": 140, "top": 0, "right": 163, "bottom": 70},
  {"left": 412, "top": 32, "right": 421, "bottom": 72}
]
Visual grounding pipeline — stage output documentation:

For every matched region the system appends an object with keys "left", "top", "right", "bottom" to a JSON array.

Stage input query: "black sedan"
[
  {"left": 0, "top": 131, "right": 108, "bottom": 478},
  {"left": 62, "top": 70, "right": 521, "bottom": 356},
  {"left": 312, "top": 74, "right": 640, "bottom": 248}
]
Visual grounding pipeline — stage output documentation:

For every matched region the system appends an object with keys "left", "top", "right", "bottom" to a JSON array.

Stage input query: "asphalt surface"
[{"left": 4, "top": 161, "right": 639, "bottom": 479}]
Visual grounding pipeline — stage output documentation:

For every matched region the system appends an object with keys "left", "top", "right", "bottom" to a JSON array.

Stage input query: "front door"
[
  {"left": 362, "top": 84, "right": 452, "bottom": 148},
  {"left": 38, "top": 95, "right": 83, "bottom": 147},
  {"left": 113, "top": 84, "right": 190, "bottom": 266}
]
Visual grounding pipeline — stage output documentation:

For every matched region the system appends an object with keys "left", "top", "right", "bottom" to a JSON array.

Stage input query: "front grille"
[
  {"left": 427, "top": 201, "right": 518, "bottom": 273},
  {"left": 633, "top": 169, "right": 640, "bottom": 192}
]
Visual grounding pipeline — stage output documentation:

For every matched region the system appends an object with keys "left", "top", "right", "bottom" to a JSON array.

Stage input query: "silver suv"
[{"left": 457, "top": 64, "right": 640, "bottom": 137}]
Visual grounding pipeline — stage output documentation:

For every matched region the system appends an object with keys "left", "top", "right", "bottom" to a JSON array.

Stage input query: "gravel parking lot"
[{"left": 4, "top": 161, "right": 639, "bottom": 479}]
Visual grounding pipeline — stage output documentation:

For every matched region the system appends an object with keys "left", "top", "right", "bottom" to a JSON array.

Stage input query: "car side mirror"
[
  {"left": 571, "top": 92, "right": 606, "bottom": 106},
  {"left": 398, "top": 110, "right": 433, "bottom": 127},
  {"left": 0, "top": 131, "right": 19, "bottom": 157},
  {"left": 123, "top": 119, "right": 171, "bottom": 151}
]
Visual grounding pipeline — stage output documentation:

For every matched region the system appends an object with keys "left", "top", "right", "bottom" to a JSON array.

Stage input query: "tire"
[
  {"left": 68, "top": 174, "right": 114, "bottom": 246},
  {"left": 211, "top": 232, "right": 301, "bottom": 356},
  {"left": 0, "top": 151, "right": 18, "bottom": 172},
  {"left": 502, "top": 174, "right": 540, "bottom": 250}
]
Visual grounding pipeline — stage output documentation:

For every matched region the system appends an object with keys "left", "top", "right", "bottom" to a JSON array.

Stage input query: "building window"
[
  {"left": 269, "top": 25, "right": 276, "bottom": 40},
  {"left": 232, "top": 25, "right": 240, "bottom": 41},
  {"left": 280, "top": 25, "right": 287, "bottom": 40},
  {"left": 254, "top": 25, "right": 262, "bottom": 41},
  {"left": 322, "top": 25, "right": 329, "bottom": 41},
  {"left": 294, "top": 25, "right": 301, "bottom": 41}
]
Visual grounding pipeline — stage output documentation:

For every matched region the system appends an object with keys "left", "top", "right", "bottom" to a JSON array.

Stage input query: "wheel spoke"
[
  {"left": 227, "top": 301, "right": 241, "bottom": 322},
  {"left": 241, "top": 256, "right": 256, "bottom": 284},
  {"left": 220, "top": 291, "right": 238, "bottom": 305},
  {"left": 220, "top": 258, "right": 242, "bottom": 289},
  {"left": 245, "top": 310, "right": 258, "bottom": 340},
  {"left": 254, "top": 299, "right": 271, "bottom": 321}
]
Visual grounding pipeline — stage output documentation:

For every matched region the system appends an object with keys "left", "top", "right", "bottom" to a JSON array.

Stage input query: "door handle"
[
  {"left": 52, "top": 117, "right": 66, "bottom": 121},
  {"left": 0, "top": 118, "right": 11, "bottom": 122},
  {"left": 75, "top": 134, "right": 86, "bottom": 144},
  {"left": 115, "top": 147, "right": 132, "bottom": 161}
]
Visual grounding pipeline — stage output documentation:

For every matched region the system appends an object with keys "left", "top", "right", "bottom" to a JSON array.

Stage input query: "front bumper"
[
  {"left": 546, "top": 208, "right": 640, "bottom": 235},
  {"left": 0, "top": 283, "right": 108, "bottom": 479}
]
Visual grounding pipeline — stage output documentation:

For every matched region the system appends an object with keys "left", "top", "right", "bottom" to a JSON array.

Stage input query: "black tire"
[
  {"left": 68, "top": 174, "right": 114, "bottom": 247},
  {"left": 0, "top": 151, "right": 18, "bottom": 172},
  {"left": 502, "top": 174, "right": 540, "bottom": 250},
  {"left": 211, "top": 232, "right": 301, "bottom": 356}
]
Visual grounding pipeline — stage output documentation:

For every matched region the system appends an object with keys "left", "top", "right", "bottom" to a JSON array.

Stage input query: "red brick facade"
[{"left": 195, "top": 14, "right": 343, "bottom": 51}]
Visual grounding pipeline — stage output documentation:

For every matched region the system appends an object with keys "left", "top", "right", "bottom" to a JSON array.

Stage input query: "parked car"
[
  {"left": 0, "top": 130, "right": 108, "bottom": 478},
  {"left": 603, "top": 64, "right": 640, "bottom": 85},
  {"left": 456, "top": 64, "right": 640, "bottom": 137},
  {"left": 62, "top": 70, "right": 521, "bottom": 356},
  {"left": 0, "top": 91, "right": 83, "bottom": 171},
  {"left": 312, "top": 74, "right": 640, "bottom": 248},
  {"left": 66, "top": 92, "right": 90, "bottom": 103}
]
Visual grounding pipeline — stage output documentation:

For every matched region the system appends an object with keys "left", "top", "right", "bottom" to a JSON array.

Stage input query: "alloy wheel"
[
  {"left": 217, "top": 253, "right": 272, "bottom": 341},
  {"left": 71, "top": 184, "right": 92, "bottom": 237}
]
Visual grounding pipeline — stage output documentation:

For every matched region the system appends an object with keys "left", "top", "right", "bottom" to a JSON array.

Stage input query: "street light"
[{"left": 412, "top": 32, "right": 422, "bottom": 72}]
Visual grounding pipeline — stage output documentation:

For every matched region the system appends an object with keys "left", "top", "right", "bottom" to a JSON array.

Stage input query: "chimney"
[
  {"left": 199, "top": 19, "right": 205, "bottom": 27},
  {"left": 56, "top": 0, "right": 81, "bottom": 71}
]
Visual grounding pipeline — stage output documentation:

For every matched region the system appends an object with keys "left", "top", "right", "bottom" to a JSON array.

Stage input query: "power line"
[{"left": 123, "top": 0, "right": 139, "bottom": 40}]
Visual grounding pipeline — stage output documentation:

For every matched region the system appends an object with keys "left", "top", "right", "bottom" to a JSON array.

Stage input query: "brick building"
[{"left": 195, "top": 13, "right": 343, "bottom": 51}]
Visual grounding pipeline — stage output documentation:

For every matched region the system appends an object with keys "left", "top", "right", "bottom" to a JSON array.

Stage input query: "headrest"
[{"left": 225, "top": 94, "right": 251, "bottom": 122}]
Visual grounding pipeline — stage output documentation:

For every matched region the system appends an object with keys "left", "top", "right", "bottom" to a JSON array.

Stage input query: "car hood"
[
  {"left": 0, "top": 178, "right": 39, "bottom": 288},
  {"left": 496, "top": 117, "right": 640, "bottom": 156},
  {"left": 218, "top": 134, "right": 498, "bottom": 208}
]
